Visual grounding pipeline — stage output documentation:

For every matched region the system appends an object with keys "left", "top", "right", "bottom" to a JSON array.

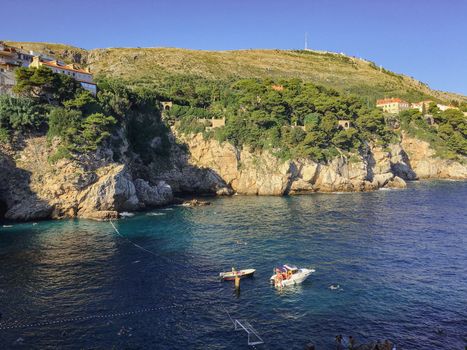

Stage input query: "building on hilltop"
[
  {"left": 29, "top": 56, "right": 97, "bottom": 95},
  {"left": 376, "top": 98, "right": 410, "bottom": 114}
]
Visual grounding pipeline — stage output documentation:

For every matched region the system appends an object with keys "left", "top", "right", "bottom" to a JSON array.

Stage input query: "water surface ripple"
[{"left": 0, "top": 181, "right": 466, "bottom": 349}]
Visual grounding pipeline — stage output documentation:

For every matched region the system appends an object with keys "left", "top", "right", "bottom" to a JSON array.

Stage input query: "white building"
[{"left": 29, "top": 56, "right": 97, "bottom": 95}]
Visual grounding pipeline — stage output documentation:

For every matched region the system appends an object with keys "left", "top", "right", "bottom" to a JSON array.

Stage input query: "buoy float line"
[{"left": 0, "top": 300, "right": 222, "bottom": 331}]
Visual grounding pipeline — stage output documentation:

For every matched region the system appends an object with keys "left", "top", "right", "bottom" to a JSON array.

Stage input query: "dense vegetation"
[
  {"left": 400, "top": 104, "right": 467, "bottom": 159},
  {"left": 160, "top": 77, "right": 395, "bottom": 161},
  {"left": 0, "top": 66, "right": 168, "bottom": 163},
  {"left": 1, "top": 64, "right": 465, "bottom": 165}
]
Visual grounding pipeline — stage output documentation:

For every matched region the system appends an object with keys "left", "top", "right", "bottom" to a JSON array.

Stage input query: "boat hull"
[
  {"left": 220, "top": 269, "right": 256, "bottom": 281},
  {"left": 270, "top": 268, "right": 315, "bottom": 287}
]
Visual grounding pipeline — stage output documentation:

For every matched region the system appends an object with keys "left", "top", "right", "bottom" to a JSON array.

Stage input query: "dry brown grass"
[{"left": 6, "top": 42, "right": 466, "bottom": 103}]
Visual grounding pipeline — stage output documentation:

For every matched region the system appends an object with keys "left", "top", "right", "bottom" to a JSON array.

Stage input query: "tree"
[
  {"left": 79, "top": 113, "right": 117, "bottom": 151},
  {"left": 47, "top": 108, "right": 82, "bottom": 146},
  {"left": 332, "top": 128, "right": 359, "bottom": 151},
  {"left": 14, "top": 66, "right": 81, "bottom": 104}
]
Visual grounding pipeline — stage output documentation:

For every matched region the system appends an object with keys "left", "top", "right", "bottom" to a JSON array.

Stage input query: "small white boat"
[
  {"left": 220, "top": 269, "right": 256, "bottom": 281},
  {"left": 270, "top": 264, "right": 315, "bottom": 288}
]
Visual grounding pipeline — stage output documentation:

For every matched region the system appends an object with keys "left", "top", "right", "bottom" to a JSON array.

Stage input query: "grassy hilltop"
[
  {"left": 6, "top": 41, "right": 467, "bottom": 104},
  {"left": 2, "top": 41, "right": 466, "bottom": 163}
]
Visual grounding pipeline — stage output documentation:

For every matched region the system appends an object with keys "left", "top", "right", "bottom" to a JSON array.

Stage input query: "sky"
[{"left": 2, "top": 0, "right": 466, "bottom": 95}]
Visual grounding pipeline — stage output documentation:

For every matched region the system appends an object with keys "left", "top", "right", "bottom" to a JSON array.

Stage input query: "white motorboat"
[
  {"left": 270, "top": 264, "right": 315, "bottom": 288},
  {"left": 220, "top": 268, "right": 256, "bottom": 281}
]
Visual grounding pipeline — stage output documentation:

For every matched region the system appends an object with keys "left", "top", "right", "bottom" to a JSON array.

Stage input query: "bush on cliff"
[
  {"left": 399, "top": 109, "right": 467, "bottom": 158},
  {"left": 163, "top": 78, "right": 395, "bottom": 162},
  {"left": 0, "top": 95, "right": 46, "bottom": 133}
]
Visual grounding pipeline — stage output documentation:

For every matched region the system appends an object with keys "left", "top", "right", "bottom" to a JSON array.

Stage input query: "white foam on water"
[
  {"left": 2, "top": 225, "right": 13, "bottom": 228},
  {"left": 120, "top": 212, "right": 135, "bottom": 217},
  {"left": 329, "top": 284, "right": 340, "bottom": 290},
  {"left": 146, "top": 212, "right": 166, "bottom": 216},
  {"left": 161, "top": 208, "right": 173, "bottom": 211}
]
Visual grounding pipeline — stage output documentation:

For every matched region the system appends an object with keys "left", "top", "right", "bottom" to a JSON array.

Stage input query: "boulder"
[
  {"left": 5, "top": 199, "right": 52, "bottom": 221},
  {"left": 78, "top": 165, "right": 139, "bottom": 215},
  {"left": 181, "top": 199, "right": 211, "bottom": 207},
  {"left": 134, "top": 179, "right": 173, "bottom": 207},
  {"left": 386, "top": 176, "right": 407, "bottom": 189}
]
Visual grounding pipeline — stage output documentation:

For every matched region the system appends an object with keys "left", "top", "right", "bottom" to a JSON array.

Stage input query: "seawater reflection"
[{"left": 0, "top": 181, "right": 466, "bottom": 349}]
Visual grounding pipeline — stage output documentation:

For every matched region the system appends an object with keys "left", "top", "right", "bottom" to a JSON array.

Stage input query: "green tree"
[
  {"left": 14, "top": 66, "right": 81, "bottom": 104},
  {"left": 79, "top": 113, "right": 117, "bottom": 151}
]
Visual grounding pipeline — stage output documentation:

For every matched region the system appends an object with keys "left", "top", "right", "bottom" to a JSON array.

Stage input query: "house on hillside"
[
  {"left": 29, "top": 56, "right": 97, "bottom": 95},
  {"left": 0, "top": 41, "right": 34, "bottom": 94},
  {"left": 411, "top": 100, "right": 433, "bottom": 114},
  {"left": 376, "top": 98, "right": 410, "bottom": 114},
  {"left": 436, "top": 104, "right": 458, "bottom": 112}
]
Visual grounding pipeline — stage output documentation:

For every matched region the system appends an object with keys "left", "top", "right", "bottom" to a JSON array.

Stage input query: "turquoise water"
[{"left": 0, "top": 181, "right": 466, "bottom": 349}]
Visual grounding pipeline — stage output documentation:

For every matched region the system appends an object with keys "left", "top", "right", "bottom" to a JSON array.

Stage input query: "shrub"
[{"left": 0, "top": 95, "right": 45, "bottom": 131}]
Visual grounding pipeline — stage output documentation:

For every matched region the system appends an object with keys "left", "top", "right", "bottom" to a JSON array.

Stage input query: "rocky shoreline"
[{"left": 0, "top": 132, "right": 466, "bottom": 222}]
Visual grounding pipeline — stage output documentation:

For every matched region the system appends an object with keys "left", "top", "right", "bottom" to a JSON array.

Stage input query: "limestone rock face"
[
  {"left": 401, "top": 133, "right": 467, "bottom": 179},
  {"left": 77, "top": 165, "right": 139, "bottom": 217},
  {"left": 386, "top": 176, "right": 407, "bottom": 189},
  {"left": 0, "top": 137, "right": 176, "bottom": 221},
  {"left": 1, "top": 128, "right": 466, "bottom": 222},
  {"left": 178, "top": 134, "right": 399, "bottom": 195},
  {"left": 5, "top": 199, "right": 52, "bottom": 221},
  {"left": 134, "top": 179, "right": 173, "bottom": 208}
]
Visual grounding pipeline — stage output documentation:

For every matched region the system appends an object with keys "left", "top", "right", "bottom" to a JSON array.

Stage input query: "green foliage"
[
  {"left": 14, "top": 66, "right": 82, "bottom": 104},
  {"left": 164, "top": 78, "right": 396, "bottom": 162},
  {"left": 96, "top": 79, "right": 171, "bottom": 162},
  {"left": 0, "top": 127, "right": 9, "bottom": 144},
  {"left": 48, "top": 145, "right": 72, "bottom": 163},
  {"left": 47, "top": 108, "right": 83, "bottom": 146},
  {"left": 399, "top": 108, "right": 467, "bottom": 158},
  {"left": 0, "top": 95, "right": 45, "bottom": 132},
  {"left": 79, "top": 113, "right": 117, "bottom": 151}
]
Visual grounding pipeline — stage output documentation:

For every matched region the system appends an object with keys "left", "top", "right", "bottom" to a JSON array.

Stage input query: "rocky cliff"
[
  {"left": 0, "top": 137, "right": 173, "bottom": 221},
  {"left": 401, "top": 133, "right": 467, "bottom": 179},
  {"left": 1, "top": 132, "right": 466, "bottom": 222},
  {"left": 160, "top": 133, "right": 412, "bottom": 196}
]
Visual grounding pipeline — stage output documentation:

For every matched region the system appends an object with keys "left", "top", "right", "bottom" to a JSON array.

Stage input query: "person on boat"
[
  {"left": 231, "top": 267, "right": 236, "bottom": 275},
  {"left": 275, "top": 270, "right": 283, "bottom": 288}
]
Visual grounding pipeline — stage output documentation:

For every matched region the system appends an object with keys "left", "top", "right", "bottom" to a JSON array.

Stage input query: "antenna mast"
[{"left": 304, "top": 32, "right": 308, "bottom": 50}]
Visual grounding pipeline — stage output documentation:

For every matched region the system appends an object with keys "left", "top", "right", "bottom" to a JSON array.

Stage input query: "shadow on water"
[{"left": 0, "top": 181, "right": 466, "bottom": 349}]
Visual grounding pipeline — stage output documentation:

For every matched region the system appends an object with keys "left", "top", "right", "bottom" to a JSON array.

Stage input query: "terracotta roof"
[
  {"left": 376, "top": 98, "right": 408, "bottom": 105},
  {"left": 41, "top": 60, "right": 91, "bottom": 75}
]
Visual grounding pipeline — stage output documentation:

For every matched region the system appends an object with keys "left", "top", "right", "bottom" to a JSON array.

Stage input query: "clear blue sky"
[{"left": 2, "top": 0, "right": 466, "bottom": 95}]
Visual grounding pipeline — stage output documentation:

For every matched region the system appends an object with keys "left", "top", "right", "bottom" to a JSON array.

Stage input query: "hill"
[{"left": 5, "top": 41, "right": 467, "bottom": 104}]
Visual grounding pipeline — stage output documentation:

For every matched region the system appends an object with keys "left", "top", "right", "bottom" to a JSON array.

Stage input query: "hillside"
[
  {"left": 1, "top": 41, "right": 467, "bottom": 222},
  {"left": 6, "top": 41, "right": 467, "bottom": 104}
]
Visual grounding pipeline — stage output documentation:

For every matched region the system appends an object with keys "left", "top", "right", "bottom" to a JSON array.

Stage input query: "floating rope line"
[
  {"left": 110, "top": 220, "right": 158, "bottom": 257},
  {"left": 0, "top": 300, "right": 222, "bottom": 331}
]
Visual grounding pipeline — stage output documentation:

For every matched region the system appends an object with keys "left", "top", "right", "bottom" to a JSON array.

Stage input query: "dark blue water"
[{"left": 0, "top": 181, "right": 466, "bottom": 349}]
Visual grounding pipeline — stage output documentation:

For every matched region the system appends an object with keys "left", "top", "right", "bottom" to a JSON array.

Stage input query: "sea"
[{"left": 0, "top": 181, "right": 466, "bottom": 349}]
